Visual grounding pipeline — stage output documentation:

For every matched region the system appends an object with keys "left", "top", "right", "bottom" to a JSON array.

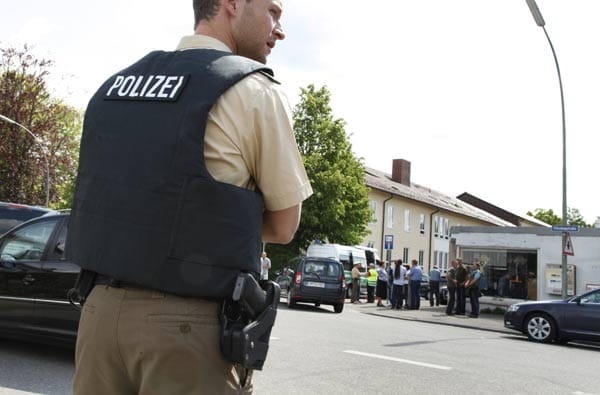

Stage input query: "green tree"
[
  {"left": 266, "top": 85, "right": 371, "bottom": 270},
  {"left": 527, "top": 207, "right": 590, "bottom": 227},
  {"left": 0, "top": 45, "right": 82, "bottom": 208},
  {"left": 566, "top": 207, "right": 589, "bottom": 227}
]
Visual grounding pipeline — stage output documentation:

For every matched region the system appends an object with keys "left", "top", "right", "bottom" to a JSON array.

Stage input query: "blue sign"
[
  {"left": 552, "top": 225, "right": 580, "bottom": 232},
  {"left": 384, "top": 235, "right": 394, "bottom": 250}
]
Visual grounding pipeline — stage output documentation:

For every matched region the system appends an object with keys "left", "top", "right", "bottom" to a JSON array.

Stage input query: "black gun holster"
[
  {"left": 67, "top": 269, "right": 98, "bottom": 309},
  {"left": 220, "top": 273, "right": 280, "bottom": 371}
]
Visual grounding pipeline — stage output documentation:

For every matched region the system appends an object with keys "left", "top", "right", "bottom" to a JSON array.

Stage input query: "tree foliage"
[
  {"left": 278, "top": 85, "right": 371, "bottom": 259},
  {"left": 0, "top": 45, "right": 82, "bottom": 208},
  {"left": 527, "top": 207, "right": 590, "bottom": 227}
]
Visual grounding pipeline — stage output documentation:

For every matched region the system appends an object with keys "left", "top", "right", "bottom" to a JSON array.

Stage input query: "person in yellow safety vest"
[{"left": 366, "top": 263, "right": 378, "bottom": 303}]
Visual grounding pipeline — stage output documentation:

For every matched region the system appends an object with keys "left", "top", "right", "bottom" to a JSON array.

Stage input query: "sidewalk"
[{"left": 351, "top": 301, "right": 514, "bottom": 335}]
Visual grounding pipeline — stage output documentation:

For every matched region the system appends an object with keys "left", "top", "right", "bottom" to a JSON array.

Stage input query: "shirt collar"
[{"left": 176, "top": 35, "right": 232, "bottom": 52}]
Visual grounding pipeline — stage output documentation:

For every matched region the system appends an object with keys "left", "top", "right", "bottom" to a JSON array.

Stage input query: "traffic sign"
[
  {"left": 552, "top": 225, "right": 579, "bottom": 232},
  {"left": 384, "top": 235, "right": 393, "bottom": 250},
  {"left": 563, "top": 232, "right": 574, "bottom": 256}
]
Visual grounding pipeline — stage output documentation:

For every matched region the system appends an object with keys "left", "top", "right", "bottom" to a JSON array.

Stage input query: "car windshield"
[{"left": 304, "top": 261, "right": 341, "bottom": 278}]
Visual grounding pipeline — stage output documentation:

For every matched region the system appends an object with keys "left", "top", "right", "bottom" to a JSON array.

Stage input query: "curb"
[{"left": 353, "top": 304, "right": 514, "bottom": 335}]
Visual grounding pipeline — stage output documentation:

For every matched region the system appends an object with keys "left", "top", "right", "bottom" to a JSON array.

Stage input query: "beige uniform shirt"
[{"left": 176, "top": 35, "right": 312, "bottom": 211}]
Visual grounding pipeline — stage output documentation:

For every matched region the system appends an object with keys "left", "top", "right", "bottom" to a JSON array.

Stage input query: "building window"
[
  {"left": 403, "top": 247, "right": 409, "bottom": 263},
  {"left": 369, "top": 201, "right": 377, "bottom": 224},
  {"left": 387, "top": 206, "right": 394, "bottom": 229},
  {"left": 461, "top": 249, "right": 538, "bottom": 299},
  {"left": 443, "top": 218, "right": 449, "bottom": 239},
  {"left": 419, "top": 214, "right": 426, "bottom": 234},
  {"left": 418, "top": 250, "right": 424, "bottom": 266},
  {"left": 404, "top": 209, "right": 411, "bottom": 232},
  {"left": 443, "top": 252, "right": 449, "bottom": 272},
  {"left": 433, "top": 215, "right": 439, "bottom": 237}
]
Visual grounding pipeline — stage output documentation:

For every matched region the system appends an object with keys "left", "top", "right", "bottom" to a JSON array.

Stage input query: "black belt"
[{"left": 95, "top": 274, "right": 147, "bottom": 290}]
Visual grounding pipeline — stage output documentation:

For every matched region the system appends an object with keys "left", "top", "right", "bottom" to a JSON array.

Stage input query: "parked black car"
[
  {"left": 0, "top": 202, "right": 58, "bottom": 234},
  {"left": 504, "top": 288, "right": 600, "bottom": 344},
  {"left": 439, "top": 285, "right": 448, "bottom": 305},
  {"left": 0, "top": 212, "right": 79, "bottom": 346},
  {"left": 275, "top": 257, "right": 346, "bottom": 313}
]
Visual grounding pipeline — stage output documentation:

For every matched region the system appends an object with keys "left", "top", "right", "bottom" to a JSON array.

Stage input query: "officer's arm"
[{"left": 262, "top": 204, "right": 301, "bottom": 244}]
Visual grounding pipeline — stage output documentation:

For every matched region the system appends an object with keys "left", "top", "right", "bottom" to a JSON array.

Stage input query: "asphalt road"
[{"left": 0, "top": 301, "right": 598, "bottom": 394}]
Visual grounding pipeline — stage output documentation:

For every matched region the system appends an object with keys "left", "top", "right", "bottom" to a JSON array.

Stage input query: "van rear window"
[{"left": 303, "top": 261, "right": 341, "bottom": 278}]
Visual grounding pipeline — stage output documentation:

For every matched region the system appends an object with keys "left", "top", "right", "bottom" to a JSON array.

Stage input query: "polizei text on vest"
[{"left": 105, "top": 74, "right": 188, "bottom": 101}]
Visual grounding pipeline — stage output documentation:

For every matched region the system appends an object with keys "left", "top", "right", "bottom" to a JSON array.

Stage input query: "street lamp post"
[
  {"left": 0, "top": 114, "right": 50, "bottom": 207},
  {"left": 525, "top": 0, "right": 569, "bottom": 299}
]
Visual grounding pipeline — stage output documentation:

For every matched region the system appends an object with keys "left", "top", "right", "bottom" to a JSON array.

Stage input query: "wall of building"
[
  {"left": 453, "top": 230, "right": 600, "bottom": 298},
  {"left": 361, "top": 188, "right": 505, "bottom": 274}
]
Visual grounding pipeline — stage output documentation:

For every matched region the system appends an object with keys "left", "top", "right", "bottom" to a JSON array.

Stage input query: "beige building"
[{"left": 361, "top": 159, "right": 514, "bottom": 275}]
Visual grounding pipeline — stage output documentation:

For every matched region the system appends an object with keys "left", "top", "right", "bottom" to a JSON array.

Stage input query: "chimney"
[{"left": 392, "top": 159, "right": 411, "bottom": 186}]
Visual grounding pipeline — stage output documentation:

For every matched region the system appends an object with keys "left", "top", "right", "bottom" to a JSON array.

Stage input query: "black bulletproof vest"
[{"left": 66, "top": 49, "right": 273, "bottom": 299}]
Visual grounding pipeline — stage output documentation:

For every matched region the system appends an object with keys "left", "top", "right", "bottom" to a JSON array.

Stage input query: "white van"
[
  {"left": 353, "top": 245, "right": 380, "bottom": 266},
  {"left": 305, "top": 243, "right": 367, "bottom": 297}
]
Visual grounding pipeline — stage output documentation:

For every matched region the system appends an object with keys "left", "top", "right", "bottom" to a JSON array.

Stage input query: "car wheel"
[
  {"left": 287, "top": 292, "right": 296, "bottom": 309},
  {"left": 525, "top": 313, "right": 556, "bottom": 343},
  {"left": 334, "top": 303, "right": 344, "bottom": 313}
]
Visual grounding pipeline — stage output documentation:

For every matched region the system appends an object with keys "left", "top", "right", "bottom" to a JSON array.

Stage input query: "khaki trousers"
[{"left": 73, "top": 285, "right": 252, "bottom": 395}]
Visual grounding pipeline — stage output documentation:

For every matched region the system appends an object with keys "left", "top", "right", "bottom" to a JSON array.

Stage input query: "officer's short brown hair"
[
  {"left": 193, "top": 0, "right": 252, "bottom": 28},
  {"left": 193, "top": 0, "right": 221, "bottom": 27}
]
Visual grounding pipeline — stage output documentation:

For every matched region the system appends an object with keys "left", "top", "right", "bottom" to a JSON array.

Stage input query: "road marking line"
[{"left": 343, "top": 350, "right": 452, "bottom": 371}]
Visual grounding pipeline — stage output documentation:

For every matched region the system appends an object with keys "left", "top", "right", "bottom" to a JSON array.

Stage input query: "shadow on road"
[{"left": 278, "top": 300, "right": 339, "bottom": 314}]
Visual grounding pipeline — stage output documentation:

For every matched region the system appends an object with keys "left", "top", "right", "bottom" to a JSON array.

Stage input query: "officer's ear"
[{"left": 224, "top": 0, "right": 239, "bottom": 15}]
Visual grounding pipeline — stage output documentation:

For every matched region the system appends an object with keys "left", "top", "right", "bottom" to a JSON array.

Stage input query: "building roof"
[
  {"left": 456, "top": 192, "right": 551, "bottom": 227},
  {"left": 451, "top": 225, "right": 600, "bottom": 237},
  {"left": 365, "top": 167, "right": 514, "bottom": 227}
]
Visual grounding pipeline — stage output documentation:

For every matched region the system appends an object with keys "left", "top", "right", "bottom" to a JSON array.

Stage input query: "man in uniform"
[
  {"left": 446, "top": 259, "right": 458, "bottom": 315},
  {"left": 428, "top": 265, "right": 441, "bottom": 306},
  {"left": 455, "top": 258, "right": 468, "bottom": 315},
  {"left": 366, "top": 263, "right": 378, "bottom": 303},
  {"left": 67, "top": 0, "right": 312, "bottom": 393},
  {"left": 407, "top": 259, "right": 423, "bottom": 310},
  {"left": 351, "top": 262, "right": 362, "bottom": 303},
  {"left": 465, "top": 262, "right": 482, "bottom": 317}
]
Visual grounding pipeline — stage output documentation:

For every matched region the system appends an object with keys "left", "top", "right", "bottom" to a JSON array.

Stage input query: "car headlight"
[{"left": 507, "top": 304, "right": 521, "bottom": 312}]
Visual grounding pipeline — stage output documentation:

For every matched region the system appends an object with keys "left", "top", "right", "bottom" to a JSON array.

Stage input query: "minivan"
[
  {"left": 305, "top": 243, "right": 368, "bottom": 298},
  {"left": 276, "top": 257, "right": 346, "bottom": 313}
]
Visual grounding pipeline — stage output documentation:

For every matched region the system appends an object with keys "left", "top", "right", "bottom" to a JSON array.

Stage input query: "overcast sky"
[{"left": 2, "top": 0, "right": 599, "bottom": 224}]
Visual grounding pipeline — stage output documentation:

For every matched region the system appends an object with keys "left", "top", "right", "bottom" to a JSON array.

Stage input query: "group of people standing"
[
  {"left": 445, "top": 258, "right": 482, "bottom": 318},
  {"left": 353, "top": 258, "right": 482, "bottom": 318},
  {"left": 357, "top": 259, "right": 425, "bottom": 310}
]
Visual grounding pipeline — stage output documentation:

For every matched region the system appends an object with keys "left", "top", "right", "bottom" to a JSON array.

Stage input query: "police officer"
[
  {"left": 428, "top": 265, "right": 441, "bottom": 306},
  {"left": 67, "top": 1, "right": 312, "bottom": 393},
  {"left": 407, "top": 259, "right": 423, "bottom": 310},
  {"left": 366, "top": 263, "right": 378, "bottom": 303},
  {"left": 465, "top": 262, "right": 482, "bottom": 317},
  {"left": 455, "top": 258, "right": 468, "bottom": 315},
  {"left": 446, "top": 259, "right": 458, "bottom": 315}
]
